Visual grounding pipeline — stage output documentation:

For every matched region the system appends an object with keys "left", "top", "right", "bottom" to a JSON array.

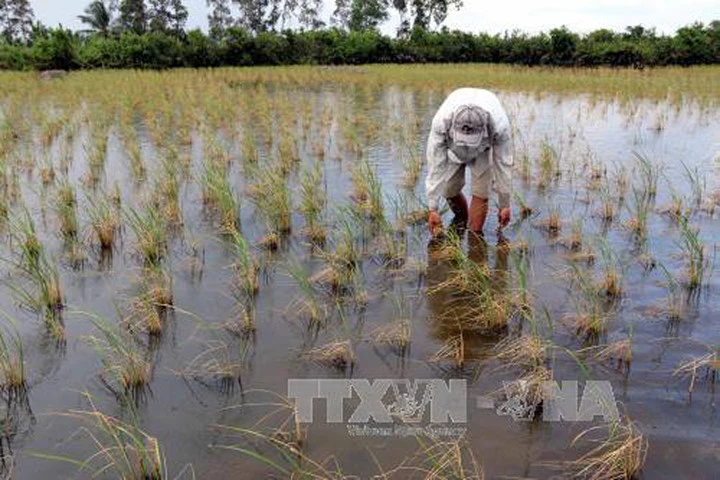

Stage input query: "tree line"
[{"left": 0, "top": 0, "right": 718, "bottom": 70}]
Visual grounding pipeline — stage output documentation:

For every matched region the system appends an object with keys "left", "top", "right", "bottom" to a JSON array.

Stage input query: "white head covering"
[{"left": 448, "top": 105, "right": 492, "bottom": 161}]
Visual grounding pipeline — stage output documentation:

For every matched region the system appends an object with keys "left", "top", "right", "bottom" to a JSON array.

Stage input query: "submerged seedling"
[
  {"left": 0, "top": 312, "right": 26, "bottom": 392},
  {"left": 632, "top": 151, "right": 661, "bottom": 198},
  {"left": 83, "top": 314, "right": 153, "bottom": 399},
  {"left": 298, "top": 161, "right": 327, "bottom": 244},
  {"left": 200, "top": 155, "right": 239, "bottom": 232},
  {"left": 678, "top": 217, "right": 708, "bottom": 290},
  {"left": 429, "top": 334, "right": 465, "bottom": 369},
  {"left": 247, "top": 162, "right": 292, "bottom": 241},
  {"left": 87, "top": 190, "right": 120, "bottom": 250},
  {"left": 302, "top": 340, "right": 355, "bottom": 371},
  {"left": 351, "top": 158, "right": 385, "bottom": 222},
  {"left": 287, "top": 260, "right": 325, "bottom": 324},
  {"left": 674, "top": 347, "right": 720, "bottom": 393},
  {"left": 125, "top": 206, "right": 167, "bottom": 266},
  {"left": 571, "top": 417, "right": 648, "bottom": 480},
  {"left": 228, "top": 230, "right": 259, "bottom": 301},
  {"left": 39, "top": 392, "right": 177, "bottom": 479},
  {"left": 625, "top": 186, "right": 650, "bottom": 242}
]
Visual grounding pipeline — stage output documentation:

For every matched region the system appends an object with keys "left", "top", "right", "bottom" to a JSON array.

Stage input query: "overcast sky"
[{"left": 31, "top": 0, "right": 719, "bottom": 35}]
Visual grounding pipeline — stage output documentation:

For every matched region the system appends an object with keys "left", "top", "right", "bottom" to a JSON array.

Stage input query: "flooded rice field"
[{"left": 0, "top": 66, "right": 719, "bottom": 478}]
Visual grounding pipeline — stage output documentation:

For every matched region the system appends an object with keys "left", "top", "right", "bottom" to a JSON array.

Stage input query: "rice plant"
[
  {"left": 566, "top": 263, "right": 612, "bottom": 342},
  {"left": 240, "top": 127, "right": 258, "bottom": 164},
  {"left": 632, "top": 151, "right": 661, "bottom": 197},
  {"left": 369, "top": 295, "right": 412, "bottom": 356},
  {"left": 370, "top": 318, "right": 411, "bottom": 356},
  {"left": 6, "top": 223, "right": 65, "bottom": 339},
  {"left": 200, "top": 156, "right": 239, "bottom": 232},
  {"left": 49, "top": 178, "right": 78, "bottom": 242},
  {"left": 12, "top": 212, "right": 42, "bottom": 267},
  {"left": 312, "top": 211, "right": 360, "bottom": 292},
  {"left": 374, "top": 214, "right": 407, "bottom": 268},
  {"left": 0, "top": 312, "right": 26, "bottom": 393},
  {"left": 509, "top": 248, "right": 533, "bottom": 311},
  {"left": 428, "top": 237, "right": 510, "bottom": 333},
  {"left": 152, "top": 154, "right": 184, "bottom": 228},
  {"left": 286, "top": 259, "right": 325, "bottom": 324},
  {"left": 537, "top": 139, "right": 561, "bottom": 188},
  {"left": 87, "top": 190, "right": 121, "bottom": 250},
  {"left": 513, "top": 191, "right": 534, "bottom": 220},
  {"left": 247, "top": 162, "right": 292, "bottom": 243},
  {"left": 585, "top": 337, "right": 633, "bottom": 372},
  {"left": 597, "top": 183, "right": 616, "bottom": 222},
  {"left": 674, "top": 347, "right": 719, "bottom": 393},
  {"left": 298, "top": 161, "right": 327, "bottom": 244},
  {"left": 429, "top": 334, "right": 465, "bottom": 369},
  {"left": 678, "top": 217, "right": 708, "bottom": 290},
  {"left": 56, "top": 180, "right": 76, "bottom": 209},
  {"left": 657, "top": 262, "right": 684, "bottom": 321},
  {"left": 121, "top": 124, "right": 146, "bottom": 181},
  {"left": 597, "top": 238, "right": 623, "bottom": 298},
  {"left": 560, "top": 218, "right": 584, "bottom": 251},
  {"left": 351, "top": 158, "right": 385, "bottom": 222},
  {"left": 302, "top": 340, "right": 355, "bottom": 371},
  {"left": 612, "top": 164, "right": 629, "bottom": 201},
  {"left": 39, "top": 152, "right": 56, "bottom": 186},
  {"left": 125, "top": 206, "right": 167, "bottom": 266},
  {"left": 681, "top": 161, "right": 705, "bottom": 208},
  {"left": 228, "top": 229, "right": 259, "bottom": 301},
  {"left": 180, "top": 340, "right": 245, "bottom": 394},
  {"left": 83, "top": 314, "right": 153, "bottom": 400},
  {"left": 35, "top": 392, "right": 187, "bottom": 479},
  {"left": 495, "top": 341, "right": 551, "bottom": 411},
  {"left": 214, "top": 391, "right": 311, "bottom": 473},
  {"left": 124, "top": 264, "right": 174, "bottom": 337},
  {"left": 401, "top": 146, "right": 423, "bottom": 188},
  {"left": 571, "top": 417, "right": 648, "bottom": 480},
  {"left": 625, "top": 186, "right": 650, "bottom": 242},
  {"left": 536, "top": 205, "right": 561, "bottom": 234},
  {"left": 661, "top": 188, "right": 687, "bottom": 222},
  {"left": 278, "top": 133, "right": 299, "bottom": 171},
  {"left": 387, "top": 437, "right": 484, "bottom": 479}
]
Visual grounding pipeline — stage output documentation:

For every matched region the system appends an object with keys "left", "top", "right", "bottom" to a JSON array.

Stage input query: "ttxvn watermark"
[{"left": 288, "top": 378, "right": 619, "bottom": 437}]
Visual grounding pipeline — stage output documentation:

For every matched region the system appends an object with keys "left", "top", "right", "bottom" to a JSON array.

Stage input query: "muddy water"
[{"left": 2, "top": 82, "right": 720, "bottom": 479}]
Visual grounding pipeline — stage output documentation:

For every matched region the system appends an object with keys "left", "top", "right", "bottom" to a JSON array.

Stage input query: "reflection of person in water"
[
  {"left": 426, "top": 234, "right": 512, "bottom": 357},
  {"left": 425, "top": 88, "right": 513, "bottom": 235}
]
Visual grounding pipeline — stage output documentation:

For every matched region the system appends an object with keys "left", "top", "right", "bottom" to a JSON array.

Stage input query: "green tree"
[
  {"left": 707, "top": 20, "right": 719, "bottom": 62},
  {"left": 149, "top": 0, "right": 188, "bottom": 34},
  {"left": 233, "top": 0, "right": 279, "bottom": 33},
  {"left": 32, "top": 28, "right": 80, "bottom": 70},
  {"left": 624, "top": 25, "right": 655, "bottom": 41},
  {"left": 674, "top": 22, "right": 713, "bottom": 65},
  {"left": 350, "top": 0, "right": 387, "bottom": 31},
  {"left": 393, "top": 0, "right": 462, "bottom": 34},
  {"left": 549, "top": 26, "right": 578, "bottom": 65},
  {"left": 118, "top": 0, "right": 147, "bottom": 34},
  {"left": 334, "top": 0, "right": 389, "bottom": 31},
  {"left": 78, "top": 1, "right": 116, "bottom": 36},
  {"left": 0, "top": 0, "right": 35, "bottom": 43},
  {"left": 207, "top": 0, "right": 234, "bottom": 38},
  {"left": 295, "top": 0, "right": 324, "bottom": 29},
  {"left": 232, "top": 0, "right": 324, "bottom": 33}
]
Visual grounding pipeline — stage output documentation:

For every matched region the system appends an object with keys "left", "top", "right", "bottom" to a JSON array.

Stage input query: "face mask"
[{"left": 450, "top": 144, "right": 476, "bottom": 162}]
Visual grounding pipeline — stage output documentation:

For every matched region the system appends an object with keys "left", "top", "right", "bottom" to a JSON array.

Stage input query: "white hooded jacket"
[{"left": 425, "top": 88, "right": 513, "bottom": 211}]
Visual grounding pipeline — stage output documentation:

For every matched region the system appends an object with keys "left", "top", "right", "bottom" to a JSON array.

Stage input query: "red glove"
[
  {"left": 498, "top": 208, "right": 511, "bottom": 228},
  {"left": 428, "top": 210, "right": 442, "bottom": 234}
]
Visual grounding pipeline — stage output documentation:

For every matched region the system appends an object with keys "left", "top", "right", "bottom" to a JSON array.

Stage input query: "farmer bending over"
[{"left": 426, "top": 88, "right": 513, "bottom": 235}]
